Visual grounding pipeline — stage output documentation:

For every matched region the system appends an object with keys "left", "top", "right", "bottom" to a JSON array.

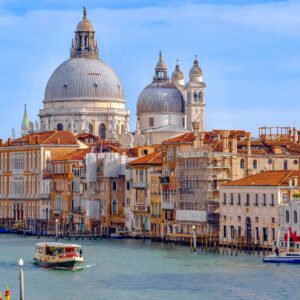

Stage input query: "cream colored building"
[
  {"left": 39, "top": 10, "right": 130, "bottom": 139},
  {"left": 220, "top": 170, "right": 300, "bottom": 245}
]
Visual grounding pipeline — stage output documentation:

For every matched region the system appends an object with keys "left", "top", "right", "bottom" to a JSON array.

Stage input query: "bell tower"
[{"left": 186, "top": 56, "right": 206, "bottom": 131}]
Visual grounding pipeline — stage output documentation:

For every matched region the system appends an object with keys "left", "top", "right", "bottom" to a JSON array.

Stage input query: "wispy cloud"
[{"left": 0, "top": 0, "right": 299, "bottom": 139}]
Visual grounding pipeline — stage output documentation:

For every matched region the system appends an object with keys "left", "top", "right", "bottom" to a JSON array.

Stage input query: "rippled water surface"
[{"left": 0, "top": 235, "right": 300, "bottom": 300}]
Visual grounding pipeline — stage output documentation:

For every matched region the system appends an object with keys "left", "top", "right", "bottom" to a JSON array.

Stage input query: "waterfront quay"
[{"left": 1, "top": 234, "right": 300, "bottom": 300}]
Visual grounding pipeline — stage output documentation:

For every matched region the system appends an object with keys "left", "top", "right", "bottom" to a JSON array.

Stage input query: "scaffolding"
[
  {"left": 259, "top": 126, "right": 293, "bottom": 142},
  {"left": 176, "top": 148, "right": 232, "bottom": 232}
]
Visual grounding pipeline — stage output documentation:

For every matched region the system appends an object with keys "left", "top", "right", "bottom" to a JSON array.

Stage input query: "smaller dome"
[
  {"left": 172, "top": 63, "right": 184, "bottom": 81},
  {"left": 155, "top": 51, "right": 168, "bottom": 73},
  {"left": 137, "top": 82, "right": 185, "bottom": 114},
  {"left": 76, "top": 19, "right": 94, "bottom": 32},
  {"left": 76, "top": 7, "right": 94, "bottom": 32},
  {"left": 189, "top": 56, "right": 203, "bottom": 82}
]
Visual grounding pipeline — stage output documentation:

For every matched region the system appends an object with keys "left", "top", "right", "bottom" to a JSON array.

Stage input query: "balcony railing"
[
  {"left": 39, "top": 193, "right": 50, "bottom": 199},
  {"left": 133, "top": 182, "right": 149, "bottom": 189},
  {"left": 72, "top": 207, "right": 84, "bottom": 213},
  {"left": 54, "top": 209, "right": 62, "bottom": 214},
  {"left": 162, "top": 202, "right": 175, "bottom": 210}
]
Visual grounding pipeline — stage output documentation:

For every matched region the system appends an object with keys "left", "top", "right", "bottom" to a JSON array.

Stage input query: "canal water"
[{"left": 0, "top": 235, "right": 299, "bottom": 300}]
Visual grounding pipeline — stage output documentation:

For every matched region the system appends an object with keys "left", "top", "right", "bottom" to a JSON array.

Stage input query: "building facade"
[{"left": 220, "top": 170, "right": 300, "bottom": 246}]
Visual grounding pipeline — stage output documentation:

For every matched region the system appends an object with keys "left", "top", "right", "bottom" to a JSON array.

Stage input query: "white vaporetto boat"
[
  {"left": 33, "top": 242, "right": 84, "bottom": 269},
  {"left": 263, "top": 252, "right": 300, "bottom": 264},
  {"left": 263, "top": 226, "right": 300, "bottom": 264}
]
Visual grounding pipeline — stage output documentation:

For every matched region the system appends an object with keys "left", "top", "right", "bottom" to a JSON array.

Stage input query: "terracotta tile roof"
[
  {"left": 212, "top": 129, "right": 248, "bottom": 137},
  {"left": 6, "top": 131, "right": 78, "bottom": 146},
  {"left": 163, "top": 132, "right": 195, "bottom": 144},
  {"left": 128, "top": 151, "right": 162, "bottom": 166},
  {"left": 223, "top": 170, "right": 300, "bottom": 187},
  {"left": 77, "top": 133, "right": 97, "bottom": 139},
  {"left": 52, "top": 149, "right": 90, "bottom": 161}
]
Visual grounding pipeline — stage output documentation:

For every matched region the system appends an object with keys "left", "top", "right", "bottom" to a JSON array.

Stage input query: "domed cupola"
[
  {"left": 171, "top": 60, "right": 184, "bottom": 86},
  {"left": 136, "top": 52, "right": 186, "bottom": 138},
  {"left": 137, "top": 51, "right": 185, "bottom": 115},
  {"left": 39, "top": 8, "right": 130, "bottom": 137},
  {"left": 189, "top": 55, "right": 203, "bottom": 83},
  {"left": 70, "top": 7, "right": 99, "bottom": 59}
]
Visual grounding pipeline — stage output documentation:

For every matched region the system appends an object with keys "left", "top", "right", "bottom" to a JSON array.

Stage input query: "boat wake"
[{"left": 85, "top": 264, "right": 96, "bottom": 268}]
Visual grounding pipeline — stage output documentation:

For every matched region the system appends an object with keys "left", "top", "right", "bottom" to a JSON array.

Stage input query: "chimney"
[
  {"left": 36, "top": 135, "right": 40, "bottom": 144},
  {"left": 7, "top": 138, "right": 11, "bottom": 146},
  {"left": 57, "top": 138, "right": 61, "bottom": 145},
  {"left": 192, "top": 121, "right": 200, "bottom": 149},
  {"left": 298, "top": 131, "right": 300, "bottom": 144},
  {"left": 221, "top": 130, "right": 230, "bottom": 152},
  {"left": 199, "top": 132, "right": 205, "bottom": 147},
  {"left": 246, "top": 132, "right": 252, "bottom": 156},
  {"left": 293, "top": 127, "right": 297, "bottom": 143},
  {"left": 231, "top": 134, "right": 237, "bottom": 154},
  {"left": 0, "top": 139, "right": 2, "bottom": 146}
]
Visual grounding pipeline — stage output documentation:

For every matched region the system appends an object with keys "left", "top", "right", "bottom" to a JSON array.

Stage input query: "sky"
[{"left": 0, "top": 0, "right": 299, "bottom": 139}]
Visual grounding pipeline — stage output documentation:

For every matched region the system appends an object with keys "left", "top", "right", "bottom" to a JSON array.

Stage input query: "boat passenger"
[
  {"left": 275, "top": 247, "right": 280, "bottom": 257},
  {"left": 80, "top": 248, "right": 82, "bottom": 257}
]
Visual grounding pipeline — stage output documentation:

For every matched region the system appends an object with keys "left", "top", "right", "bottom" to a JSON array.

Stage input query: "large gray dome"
[
  {"left": 44, "top": 58, "right": 124, "bottom": 102},
  {"left": 137, "top": 81, "right": 184, "bottom": 114}
]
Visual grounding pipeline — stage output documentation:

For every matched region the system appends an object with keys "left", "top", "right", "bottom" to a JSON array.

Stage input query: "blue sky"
[{"left": 0, "top": 0, "right": 299, "bottom": 139}]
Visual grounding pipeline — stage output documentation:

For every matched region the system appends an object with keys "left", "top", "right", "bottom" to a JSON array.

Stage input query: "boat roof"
[{"left": 36, "top": 242, "right": 82, "bottom": 248}]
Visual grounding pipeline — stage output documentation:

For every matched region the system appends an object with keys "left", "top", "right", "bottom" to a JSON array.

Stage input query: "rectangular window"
[
  {"left": 230, "top": 226, "right": 235, "bottom": 239},
  {"left": 222, "top": 193, "right": 227, "bottom": 205},
  {"left": 271, "top": 217, "right": 275, "bottom": 224},
  {"left": 271, "top": 194, "right": 275, "bottom": 206},
  {"left": 237, "top": 193, "right": 241, "bottom": 206},
  {"left": 149, "top": 117, "right": 154, "bottom": 127},
  {"left": 255, "top": 194, "right": 259, "bottom": 206},
  {"left": 230, "top": 193, "right": 234, "bottom": 205},
  {"left": 126, "top": 181, "right": 130, "bottom": 190},
  {"left": 245, "top": 193, "right": 250, "bottom": 206},
  {"left": 262, "top": 193, "right": 266, "bottom": 206},
  {"left": 272, "top": 228, "right": 275, "bottom": 241},
  {"left": 255, "top": 227, "right": 259, "bottom": 241},
  {"left": 263, "top": 227, "right": 268, "bottom": 242},
  {"left": 238, "top": 226, "right": 241, "bottom": 238},
  {"left": 223, "top": 225, "right": 227, "bottom": 238}
]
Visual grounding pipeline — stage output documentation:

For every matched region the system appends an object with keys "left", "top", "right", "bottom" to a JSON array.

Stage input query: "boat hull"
[
  {"left": 263, "top": 255, "right": 300, "bottom": 264},
  {"left": 33, "top": 258, "right": 83, "bottom": 269}
]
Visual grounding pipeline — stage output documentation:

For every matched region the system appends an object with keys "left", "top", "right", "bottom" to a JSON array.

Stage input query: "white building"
[
  {"left": 136, "top": 52, "right": 206, "bottom": 145},
  {"left": 39, "top": 10, "right": 130, "bottom": 139}
]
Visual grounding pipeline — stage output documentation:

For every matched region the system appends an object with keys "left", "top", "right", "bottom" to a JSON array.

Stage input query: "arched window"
[
  {"left": 294, "top": 210, "right": 298, "bottom": 223},
  {"left": 57, "top": 123, "right": 63, "bottom": 131},
  {"left": 112, "top": 199, "right": 117, "bottom": 214},
  {"left": 240, "top": 159, "right": 245, "bottom": 169},
  {"left": 284, "top": 160, "right": 288, "bottom": 170},
  {"left": 253, "top": 160, "right": 257, "bottom": 169},
  {"left": 286, "top": 210, "right": 290, "bottom": 223},
  {"left": 112, "top": 181, "right": 117, "bottom": 191},
  {"left": 99, "top": 124, "right": 106, "bottom": 139}
]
